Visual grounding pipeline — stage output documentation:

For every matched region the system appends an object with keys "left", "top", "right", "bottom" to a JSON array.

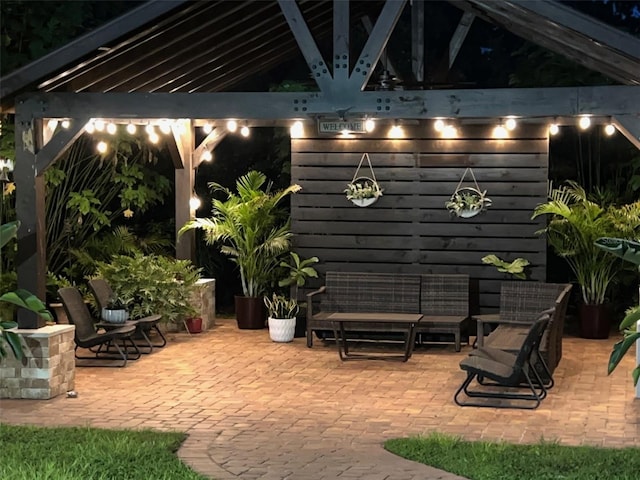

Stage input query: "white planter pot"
[
  {"left": 101, "top": 308, "right": 129, "bottom": 324},
  {"left": 268, "top": 317, "right": 296, "bottom": 342},
  {"left": 350, "top": 197, "right": 378, "bottom": 207}
]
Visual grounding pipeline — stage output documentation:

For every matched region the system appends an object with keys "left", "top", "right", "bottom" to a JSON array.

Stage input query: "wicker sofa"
[{"left": 306, "top": 272, "right": 470, "bottom": 351}]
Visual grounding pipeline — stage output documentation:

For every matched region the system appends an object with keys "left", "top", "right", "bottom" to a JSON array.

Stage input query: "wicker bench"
[{"left": 306, "top": 272, "right": 470, "bottom": 351}]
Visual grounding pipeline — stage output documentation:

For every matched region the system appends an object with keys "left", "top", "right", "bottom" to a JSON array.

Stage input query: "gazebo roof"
[{"left": 2, "top": 0, "right": 639, "bottom": 113}]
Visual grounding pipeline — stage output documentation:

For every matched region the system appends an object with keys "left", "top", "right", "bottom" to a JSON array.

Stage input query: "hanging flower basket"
[
  {"left": 446, "top": 168, "right": 492, "bottom": 218},
  {"left": 345, "top": 153, "right": 383, "bottom": 207}
]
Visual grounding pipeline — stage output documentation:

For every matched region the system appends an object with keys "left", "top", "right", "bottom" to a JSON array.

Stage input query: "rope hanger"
[
  {"left": 454, "top": 166, "right": 482, "bottom": 193},
  {"left": 351, "top": 153, "right": 378, "bottom": 184}
]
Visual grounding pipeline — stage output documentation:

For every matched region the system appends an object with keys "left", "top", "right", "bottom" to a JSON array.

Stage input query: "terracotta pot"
[
  {"left": 185, "top": 317, "right": 203, "bottom": 334},
  {"left": 579, "top": 304, "right": 610, "bottom": 339},
  {"left": 234, "top": 296, "right": 266, "bottom": 329}
]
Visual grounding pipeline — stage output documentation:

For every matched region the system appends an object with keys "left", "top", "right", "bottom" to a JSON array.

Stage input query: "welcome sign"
[{"left": 318, "top": 120, "right": 366, "bottom": 133}]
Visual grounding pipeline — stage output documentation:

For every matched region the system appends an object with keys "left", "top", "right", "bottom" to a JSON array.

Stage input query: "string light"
[
  {"left": 96, "top": 141, "right": 108, "bottom": 154},
  {"left": 145, "top": 124, "right": 155, "bottom": 135},
  {"left": 549, "top": 123, "right": 559, "bottom": 135},
  {"left": 61, "top": 120, "right": 70, "bottom": 129},
  {"left": 505, "top": 118, "right": 517, "bottom": 131},
  {"left": 290, "top": 121, "right": 304, "bottom": 138},
  {"left": 94, "top": 120, "right": 105, "bottom": 132},
  {"left": 240, "top": 125, "right": 250, "bottom": 137},
  {"left": 159, "top": 121, "right": 171, "bottom": 135},
  {"left": 203, "top": 123, "right": 213, "bottom": 134},
  {"left": 106, "top": 123, "right": 117, "bottom": 135},
  {"left": 604, "top": 124, "right": 616, "bottom": 136},
  {"left": 364, "top": 119, "right": 375, "bottom": 133},
  {"left": 85, "top": 121, "right": 95, "bottom": 134},
  {"left": 492, "top": 124, "right": 508, "bottom": 138},
  {"left": 189, "top": 196, "right": 201, "bottom": 210},
  {"left": 47, "top": 119, "right": 58, "bottom": 131},
  {"left": 226, "top": 120, "right": 238, "bottom": 132},
  {"left": 579, "top": 116, "right": 591, "bottom": 130},
  {"left": 201, "top": 150, "right": 213, "bottom": 162},
  {"left": 433, "top": 119, "right": 445, "bottom": 132},
  {"left": 126, "top": 123, "right": 137, "bottom": 134},
  {"left": 148, "top": 132, "right": 160, "bottom": 144},
  {"left": 442, "top": 125, "right": 457, "bottom": 138},
  {"left": 389, "top": 125, "right": 404, "bottom": 138}
]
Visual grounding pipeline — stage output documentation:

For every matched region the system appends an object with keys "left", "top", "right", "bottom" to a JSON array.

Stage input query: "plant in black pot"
[
  {"left": 180, "top": 171, "right": 301, "bottom": 329},
  {"left": 278, "top": 252, "right": 319, "bottom": 337},
  {"left": 532, "top": 182, "right": 640, "bottom": 339}
]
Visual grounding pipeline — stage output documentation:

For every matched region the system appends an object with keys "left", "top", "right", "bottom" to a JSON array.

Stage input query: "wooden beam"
[
  {"left": 193, "top": 128, "right": 227, "bottom": 169},
  {"left": 449, "top": 12, "right": 475, "bottom": 69},
  {"left": 361, "top": 16, "right": 401, "bottom": 83},
  {"left": 411, "top": 0, "right": 424, "bottom": 84},
  {"left": 333, "top": 0, "right": 350, "bottom": 84},
  {"left": 14, "top": 117, "right": 46, "bottom": 328},
  {"left": 613, "top": 115, "right": 640, "bottom": 150},
  {"left": 347, "top": 0, "right": 407, "bottom": 93},
  {"left": 167, "top": 119, "right": 192, "bottom": 169},
  {"left": 35, "top": 118, "right": 88, "bottom": 174},
  {"left": 174, "top": 122, "right": 195, "bottom": 261},
  {"left": 18, "top": 86, "right": 640, "bottom": 120},
  {"left": 278, "top": 0, "right": 332, "bottom": 94}
]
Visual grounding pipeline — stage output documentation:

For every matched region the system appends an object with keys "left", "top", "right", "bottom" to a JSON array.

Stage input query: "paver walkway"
[{"left": 2, "top": 317, "right": 639, "bottom": 479}]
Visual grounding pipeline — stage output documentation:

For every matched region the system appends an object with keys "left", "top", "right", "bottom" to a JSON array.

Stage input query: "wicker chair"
[
  {"left": 58, "top": 287, "right": 139, "bottom": 367},
  {"left": 474, "top": 282, "right": 572, "bottom": 379},
  {"left": 88, "top": 278, "right": 166, "bottom": 352},
  {"left": 455, "top": 312, "right": 551, "bottom": 409}
]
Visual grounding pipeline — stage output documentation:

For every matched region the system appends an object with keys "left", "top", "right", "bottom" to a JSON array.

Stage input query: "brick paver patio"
[{"left": 1, "top": 317, "right": 639, "bottom": 479}]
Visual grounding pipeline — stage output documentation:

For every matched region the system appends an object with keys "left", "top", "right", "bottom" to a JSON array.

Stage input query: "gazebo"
[{"left": 1, "top": 0, "right": 639, "bottom": 331}]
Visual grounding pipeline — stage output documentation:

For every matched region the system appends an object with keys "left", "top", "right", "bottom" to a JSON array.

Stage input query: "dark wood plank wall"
[{"left": 290, "top": 122, "right": 549, "bottom": 313}]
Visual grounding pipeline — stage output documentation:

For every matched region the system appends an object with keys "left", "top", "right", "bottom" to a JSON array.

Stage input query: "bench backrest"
[
  {"left": 420, "top": 274, "right": 469, "bottom": 316},
  {"left": 499, "top": 281, "right": 569, "bottom": 322},
  {"left": 321, "top": 272, "right": 421, "bottom": 313}
]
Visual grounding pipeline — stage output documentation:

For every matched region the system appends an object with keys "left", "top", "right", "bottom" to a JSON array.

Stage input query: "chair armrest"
[
  {"left": 306, "top": 286, "right": 326, "bottom": 321},
  {"left": 473, "top": 314, "right": 500, "bottom": 347}
]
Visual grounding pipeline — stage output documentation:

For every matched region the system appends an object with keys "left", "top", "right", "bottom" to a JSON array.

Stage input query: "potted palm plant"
[
  {"left": 264, "top": 293, "right": 299, "bottom": 342},
  {"left": 180, "top": 171, "right": 301, "bottom": 329},
  {"left": 532, "top": 181, "right": 640, "bottom": 339}
]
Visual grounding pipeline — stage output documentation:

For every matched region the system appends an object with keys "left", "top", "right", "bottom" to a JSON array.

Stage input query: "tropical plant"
[
  {"left": 344, "top": 179, "right": 383, "bottom": 200},
  {"left": 278, "top": 252, "right": 319, "bottom": 302},
  {"left": 596, "top": 238, "right": 640, "bottom": 385},
  {"left": 532, "top": 181, "right": 640, "bottom": 305},
  {"left": 445, "top": 188, "right": 491, "bottom": 217},
  {"left": 481, "top": 254, "right": 530, "bottom": 280},
  {"left": 264, "top": 293, "right": 299, "bottom": 319},
  {"left": 95, "top": 253, "right": 201, "bottom": 324},
  {"left": 179, "top": 170, "right": 301, "bottom": 298},
  {"left": 0, "top": 221, "right": 53, "bottom": 359}
]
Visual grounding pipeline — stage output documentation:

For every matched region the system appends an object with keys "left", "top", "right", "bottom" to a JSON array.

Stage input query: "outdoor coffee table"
[{"left": 328, "top": 312, "right": 423, "bottom": 362}]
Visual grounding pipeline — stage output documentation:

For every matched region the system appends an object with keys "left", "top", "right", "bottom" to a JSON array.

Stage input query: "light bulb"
[
  {"left": 226, "top": 120, "right": 237, "bottom": 132},
  {"left": 61, "top": 120, "right": 70, "bottom": 129},
  {"left": 505, "top": 118, "right": 517, "bottom": 130},
  {"left": 145, "top": 124, "right": 155, "bottom": 134},
  {"left": 604, "top": 124, "right": 616, "bottom": 136},
  {"left": 148, "top": 132, "right": 160, "bottom": 144},
  {"left": 201, "top": 150, "right": 213, "bottom": 162},
  {"left": 442, "top": 125, "right": 457, "bottom": 138},
  {"left": 579, "top": 116, "right": 591, "bottom": 130},
  {"left": 189, "top": 196, "right": 201, "bottom": 210},
  {"left": 107, "top": 123, "right": 117, "bottom": 135},
  {"left": 493, "top": 125, "right": 508, "bottom": 138},
  {"left": 549, "top": 123, "right": 559, "bottom": 135},
  {"left": 97, "top": 141, "right": 108, "bottom": 154},
  {"left": 240, "top": 126, "right": 250, "bottom": 137},
  {"left": 364, "top": 119, "right": 375, "bottom": 132},
  {"left": 94, "top": 120, "right": 105, "bottom": 132},
  {"left": 126, "top": 123, "right": 137, "bottom": 134},
  {"left": 85, "top": 121, "right": 95, "bottom": 134},
  {"left": 47, "top": 119, "right": 58, "bottom": 131},
  {"left": 434, "top": 119, "right": 445, "bottom": 132},
  {"left": 159, "top": 121, "right": 171, "bottom": 134},
  {"left": 389, "top": 125, "right": 403, "bottom": 138},
  {"left": 203, "top": 123, "right": 213, "bottom": 134},
  {"left": 290, "top": 121, "right": 304, "bottom": 138}
]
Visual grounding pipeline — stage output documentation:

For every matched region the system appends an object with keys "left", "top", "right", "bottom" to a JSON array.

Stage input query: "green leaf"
[
  {"left": 608, "top": 332, "right": 640, "bottom": 374},
  {"left": 620, "top": 306, "right": 640, "bottom": 330},
  {"left": 0, "top": 289, "right": 53, "bottom": 321},
  {"left": 4, "top": 330, "right": 23, "bottom": 359},
  {"left": 633, "top": 366, "right": 640, "bottom": 386},
  {"left": 0, "top": 221, "right": 20, "bottom": 249}
]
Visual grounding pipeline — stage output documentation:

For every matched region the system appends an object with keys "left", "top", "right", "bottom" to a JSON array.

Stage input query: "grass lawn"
[
  {"left": 0, "top": 424, "right": 208, "bottom": 480},
  {"left": 385, "top": 432, "right": 640, "bottom": 480}
]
